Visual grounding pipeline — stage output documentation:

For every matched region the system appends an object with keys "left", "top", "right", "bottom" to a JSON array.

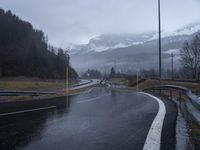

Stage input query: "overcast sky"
[{"left": 0, "top": 0, "right": 200, "bottom": 48}]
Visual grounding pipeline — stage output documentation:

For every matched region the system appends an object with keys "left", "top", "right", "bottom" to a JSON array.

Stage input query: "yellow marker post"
[
  {"left": 66, "top": 66, "right": 68, "bottom": 96},
  {"left": 137, "top": 71, "right": 139, "bottom": 92},
  {"left": 65, "top": 65, "right": 69, "bottom": 107},
  {"left": 71, "top": 70, "right": 73, "bottom": 87}
]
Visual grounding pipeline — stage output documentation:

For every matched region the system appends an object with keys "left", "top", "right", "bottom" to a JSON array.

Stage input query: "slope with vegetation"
[{"left": 0, "top": 8, "right": 78, "bottom": 80}]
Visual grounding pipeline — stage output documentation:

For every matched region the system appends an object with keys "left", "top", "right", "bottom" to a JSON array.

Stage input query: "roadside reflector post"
[{"left": 72, "top": 70, "right": 73, "bottom": 87}]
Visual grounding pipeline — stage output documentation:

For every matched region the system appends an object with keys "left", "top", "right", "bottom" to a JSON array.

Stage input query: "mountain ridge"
[
  {"left": 68, "top": 22, "right": 200, "bottom": 55},
  {"left": 69, "top": 23, "right": 200, "bottom": 73}
]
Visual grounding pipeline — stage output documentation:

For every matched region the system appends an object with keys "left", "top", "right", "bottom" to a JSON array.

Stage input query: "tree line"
[
  {"left": 180, "top": 32, "right": 200, "bottom": 80},
  {"left": 139, "top": 32, "right": 200, "bottom": 81},
  {"left": 82, "top": 69, "right": 102, "bottom": 79},
  {"left": 0, "top": 8, "right": 78, "bottom": 79}
]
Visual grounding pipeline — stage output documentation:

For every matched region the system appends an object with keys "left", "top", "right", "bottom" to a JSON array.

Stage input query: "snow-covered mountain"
[
  {"left": 68, "top": 33, "right": 155, "bottom": 54},
  {"left": 175, "top": 23, "right": 200, "bottom": 35},
  {"left": 69, "top": 23, "right": 200, "bottom": 73},
  {"left": 150, "top": 23, "right": 200, "bottom": 40},
  {"left": 85, "top": 33, "right": 155, "bottom": 52},
  {"left": 68, "top": 23, "right": 200, "bottom": 55}
]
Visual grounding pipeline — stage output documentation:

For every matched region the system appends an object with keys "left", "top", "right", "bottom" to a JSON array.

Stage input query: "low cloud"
[{"left": 0, "top": 0, "right": 200, "bottom": 47}]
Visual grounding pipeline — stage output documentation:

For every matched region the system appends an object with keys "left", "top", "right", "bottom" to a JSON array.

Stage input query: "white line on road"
[
  {"left": 140, "top": 92, "right": 166, "bottom": 150},
  {"left": 77, "top": 94, "right": 111, "bottom": 103},
  {"left": 85, "top": 87, "right": 94, "bottom": 94},
  {"left": 0, "top": 106, "right": 56, "bottom": 117}
]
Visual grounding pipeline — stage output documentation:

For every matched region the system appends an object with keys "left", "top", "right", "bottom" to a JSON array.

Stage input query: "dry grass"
[
  {"left": 0, "top": 77, "right": 99, "bottom": 102},
  {"left": 0, "top": 81, "right": 64, "bottom": 90},
  {"left": 109, "top": 78, "right": 129, "bottom": 85},
  {"left": 159, "top": 90, "right": 189, "bottom": 102},
  {"left": 188, "top": 120, "right": 200, "bottom": 149},
  {"left": 0, "top": 77, "right": 65, "bottom": 91}
]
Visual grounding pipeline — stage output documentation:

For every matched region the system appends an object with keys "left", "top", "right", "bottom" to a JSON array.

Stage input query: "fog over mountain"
[
  {"left": 68, "top": 33, "right": 155, "bottom": 54},
  {"left": 1, "top": 0, "right": 200, "bottom": 74},
  {"left": 69, "top": 23, "right": 200, "bottom": 74}
]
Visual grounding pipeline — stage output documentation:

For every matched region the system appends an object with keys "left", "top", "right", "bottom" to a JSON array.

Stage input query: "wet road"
[{"left": 0, "top": 87, "right": 177, "bottom": 150}]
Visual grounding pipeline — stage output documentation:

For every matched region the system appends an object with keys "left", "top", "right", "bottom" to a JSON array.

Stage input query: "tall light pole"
[
  {"left": 171, "top": 53, "right": 174, "bottom": 80},
  {"left": 158, "top": 0, "right": 162, "bottom": 84}
]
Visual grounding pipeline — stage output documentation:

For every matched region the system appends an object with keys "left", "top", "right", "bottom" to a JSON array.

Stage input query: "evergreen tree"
[
  {"left": 109, "top": 67, "right": 115, "bottom": 78},
  {"left": 0, "top": 8, "right": 78, "bottom": 80}
]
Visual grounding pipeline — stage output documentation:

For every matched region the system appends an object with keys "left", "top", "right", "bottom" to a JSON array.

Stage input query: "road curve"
[{"left": 0, "top": 87, "right": 177, "bottom": 150}]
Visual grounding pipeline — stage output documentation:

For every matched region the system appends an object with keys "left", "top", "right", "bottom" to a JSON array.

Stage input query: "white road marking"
[
  {"left": 0, "top": 106, "right": 56, "bottom": 117},
  {"left": 77, "top": 94, "right": 111, "bottom": 103},
  {"left": 85, "top": 87, "right": 94, "bottom": 93},
  {"left": 70, "top": 79, "right": 100, "bottom": 90},
  {"left": 140, "top": 92, "right": 166, "bottom": 150}
]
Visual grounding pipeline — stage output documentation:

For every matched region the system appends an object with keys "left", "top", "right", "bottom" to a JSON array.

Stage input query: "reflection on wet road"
[{"left": 0, "top": 87, "right": 177, "bottom": 150}]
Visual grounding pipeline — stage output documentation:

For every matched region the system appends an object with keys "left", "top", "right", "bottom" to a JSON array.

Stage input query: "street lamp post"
[
  {"left": 171, "top": 53, "right": 174, "bottom": 80},
  {"left": 158, "top": 0, "right": 162, "bottom": 84}
]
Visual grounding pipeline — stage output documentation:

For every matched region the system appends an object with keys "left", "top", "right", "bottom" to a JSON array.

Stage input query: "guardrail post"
[
  {"left": 179, "top": 92, "right": 182, "bottom": 104},
  {"left": 170, "top": 90, "right": 172, "bottom": 99}
]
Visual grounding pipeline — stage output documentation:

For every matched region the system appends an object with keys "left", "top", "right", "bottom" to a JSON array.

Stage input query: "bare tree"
[{"left": 180, "top": 33, "right": 200, "bottom": 80}]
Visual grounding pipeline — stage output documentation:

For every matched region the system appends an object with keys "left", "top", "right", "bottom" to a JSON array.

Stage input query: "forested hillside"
[{"left": 0, "top": 8, "right": 78, "bottom": 79}]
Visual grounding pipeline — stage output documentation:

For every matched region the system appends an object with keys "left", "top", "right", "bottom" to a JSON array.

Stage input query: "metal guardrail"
[
  {"left": 143, "top": 85, "right": 200, "bottom": 110},
  {"left": 143, "top": 85, "right": 200, "bottom": 125},
  {"left": 0, "top": 91, "right": 56, "bottom": 96}
]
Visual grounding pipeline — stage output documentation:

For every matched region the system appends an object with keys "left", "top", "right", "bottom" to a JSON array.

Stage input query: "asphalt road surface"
[{"left": 0, "top": 87, "right": 177, "bottom": 150}]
